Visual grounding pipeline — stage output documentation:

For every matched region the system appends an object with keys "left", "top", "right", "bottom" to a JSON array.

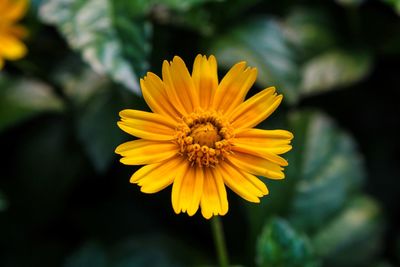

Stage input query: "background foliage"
[{"left": 1, "top": 0, "right": 400, "bottom": 266}]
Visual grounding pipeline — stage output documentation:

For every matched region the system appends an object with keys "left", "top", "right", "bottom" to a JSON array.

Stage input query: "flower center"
[{"left": 175, "top": 110, "right": 234, "bottom": 167}]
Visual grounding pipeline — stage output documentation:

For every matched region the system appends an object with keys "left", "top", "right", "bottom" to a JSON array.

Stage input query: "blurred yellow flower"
[
  {"left": 116, "top": 55, "right": 293, "bottom": 219},
  {"left": 0, "top": 0, "right": 28, "bottom": 69}
]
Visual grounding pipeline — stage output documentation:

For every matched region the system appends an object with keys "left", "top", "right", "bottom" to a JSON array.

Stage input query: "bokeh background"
[{"left": 1, "top": 0, "right": 400, "bottom": 266}]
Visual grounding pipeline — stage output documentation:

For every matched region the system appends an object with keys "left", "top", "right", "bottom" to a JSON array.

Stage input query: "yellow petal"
[
  {"left": 234, "top": 128, "right": 293, "bottom": 151},
  {"left": 7, "top": 25, "right": 28, "bottom": 39},
  {"left": 218, "top": 161, "right": 268, "bottom": 203},
  {"left": 162, "top": 56, "right": 198, "bottom": 115},
  {"left": 140, "top": 72, "right": 180, "bottom": 121},
  {"left": 0, "top": 35, "right": 27, "bottom": 60},
  {"left": 0, "top": 57, "right": 4, "bottom": 69},
  {"left": 171, "top": 162, "right": 191, "bottom": 214},
  {"left": 171, "top": 166, "right": 204, "bottom": 216},
  {"left": 130, "top": 156, "right": 184, "bottom": 193},
  {"left": 200, "top": 168, "right": 228, "bottom": 219},
  {"left": 232, "top": 142, "right": 289, "bottom": 166},
  {"left": 192, "top": 54, "right": 218, "bottom": 109},
  {"left": 228, "top": 87, "right": 283, "bottom": 129},
  {"left": 117, "top": 110, "right": 175, "bottom": 140},
  {"left": 213, "top": 62, "right": 257, "bottom": 115},
  {"left": 115, "top": 139, "right": 178, "bottom": 165},
  {"left": 0, "top": 0, "right": 28, "bottom": 21},
  {"left": 228, "top": 151, "right": 285, "bottom": 179}
]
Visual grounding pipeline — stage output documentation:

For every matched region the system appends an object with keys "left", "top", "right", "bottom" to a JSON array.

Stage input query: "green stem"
[{"left": 211, "top": 216, "right": 229, "bottom": 267}]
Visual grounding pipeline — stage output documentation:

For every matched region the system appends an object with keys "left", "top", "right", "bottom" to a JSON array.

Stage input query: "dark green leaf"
[
  {"left": 335, "top": 0, "right": 365, "bottom": 6},
  {"left": 283, "top": 8, "right": 337, "bottom": 57},
  {"left": 65, "top": 236, "right": 198, "bottom": 267},
  {"left": 256, "top": 217, "right": 320, "bottom": 267},
  {"left": 39, "top": 0, "right": 151, "bottom": 94},
  {"left": 312, "top": 196, "right": 384, "bottom": 267},
  {"left": 210, "top": 17, "right": 300, "bottom": 103},
  {"left": 287, "top": 111, "right": 365, "bottom": 232},
  {"left": 65, "top": 243, "right": 107, "bottom": 267},
  {"left": 383, "top": 0, "right": 400, "bottom": 15},
  {"left": 76, "top": 86, "right": 141, "bottom": 173},
  {"left": 300, "top": 50, "right": 372, "bottom": 96},
  {"left": 0, "top": 74, "right": 63, "bottom": 132},
  {"left": 0, "top": 191, "right": 7, "bottom": 212}
]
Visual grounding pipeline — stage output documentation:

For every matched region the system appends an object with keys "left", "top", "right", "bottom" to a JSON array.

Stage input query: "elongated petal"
[
  {"left": 171, "top": 165, "right": 204, "bottom": 216},
  {"left": 141, "top": 72, "right": 180, "bottom": 121},
  {"left": 213, "top": 62, "right": 257, "bottom": 115},
  {"left": 0, "top": 57, "right": 4, "bottom": 69},
  {"left": 130, "top": 156, "right": 184, "bottom": 193},
  {"left": 115, "top": 140, "right": 178, "bottom": 165},
  {"left": 117, "top": 110, "right": 175, "bottom": 140},
  {"left": 228, "top": 87, "right": 283, "bottom": 129},
  {"left": 232, "top": 142, "right": 289, "bottom": 166},
  {"left": 7, "top": 25, "right": 28, "bottom": 38},
  {"left": 200, "top": 168, "right": 228, "bottom": 219},
  {"left": 171, "top": 162, "right": 191, "bottom": 214},
  {"left": 0, "top": 35, "right": 27, "bottom": 60},
  {"left": 218, "top": 161, "right": 268, "bottom": 203},
  {"left": 162, "top": 56, "right": 198, "bottom": 115},
  {"left": 228, "top": 151, "right": 285, "bottom": 179},
  {"left": 192, "top": 54, "right": 218, "bottom": 109},
  {"left": 1, "top": 0, "right": 28, "bottom": 21},
  {"left": 235, "top": 128, "right": 293, "bottom": 151}
]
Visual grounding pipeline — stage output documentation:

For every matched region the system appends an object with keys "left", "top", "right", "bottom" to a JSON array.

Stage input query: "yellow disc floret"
[{"left": 175, "top": 110, "right": 234, "bottom": 167}]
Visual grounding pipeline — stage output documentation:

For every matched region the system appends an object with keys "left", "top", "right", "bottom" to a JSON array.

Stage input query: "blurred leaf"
[
  {"left": 283, "top": 8, "right": 337, "bottom": 58},
  {"left": 287, "top": 111, "right": 365, "bottom": 232},
  {"left": 335, "top": 0, "right": 365, "bottom": 6},
  {"left": 52, "top": 56, "right": 109, "bottom": 105},
  {"left": 0, "top": 191, "right": 7, "bottom": 212},
  {"left": 300, "top": 50, "right": 372, "bottom": 96},
  {"left": 76, "top": 86, "right": 139, "bottom": 173},
  {"left": 371, "top": 261, "right": 395, "bottom": 267},
  {"left": 65, "top": 242, "right": 107, "bottom": 267},
  {"left": 66, "top": 236, "right": 196, "bottom": 267},
  {"left": 383, "top": 0, "right": 400, "bottom": 15},
  {"left": 39, "top": 0, "right": 152, "bottom": 94},
  {"left": 1, "top": 115, "right": 87, "bottom": 226},
  {"left": 256, "top": 217, "right": 320, "bottom": 267},
  {"left": 0, "top": 75, "right": 63, "bottom": 132},
  {"left": 312, "top": 196, "right": 384, "bottom": 267},
  {"left": 210, "top": 17, "right": 300, "bottom": 104}
]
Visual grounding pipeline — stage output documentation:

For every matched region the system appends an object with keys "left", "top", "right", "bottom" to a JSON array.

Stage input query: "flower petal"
[
  {"left": 0, "top": 0, "right": 28, "bottom": 21},
  {"left": 115, "top": 139, "right": 178, "bottom": 165},
  {"left": 232, "top": 142, "right": 289, "bottom": 166},
  {"left": 219, "top": 161, "right": 268, "bottom": 203},
  {"left": 130, "top": 156, "right": 184, "bottom": 193},
  {"left": 228, "top": 151, "right": 285, "bottom": 179},
  {"left": 0, "top": 57, "right": 4, "bottom": 69},
  {"left": 162, "top": 56, "right": 198, "bottom": 115},
  {"left": 192, "top": 54, "right": 218, "bottom": 109},
  {"left": 200, "top": 167, "right": 228, "bottom": 219},
  {"left": 234, "top": 128, "right": 293, "bottom": 152},
  {"left": 228, "top": 87, "right": 283, "bottom": 129},
  {"left": 140, "top": 72, "right": 180, "bottom": 121},
  {"left": 213, "top": 62, "right": 257, "bottom": 115},
  {"left": 171, "top": 166, "right": 205, "bottom": 216},
  {"left": 171, "top": 162, "right": 191, "bottom": 214},
  {"left": 117, "top": 110, "right": 176, "bottom": 140},
  {"left": 0, "top": 35, "right": 27, "bottom": 60}
]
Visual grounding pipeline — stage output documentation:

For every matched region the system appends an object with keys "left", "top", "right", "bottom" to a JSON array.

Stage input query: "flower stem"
[{"left": 211, "top": 216, "right": 229, "bottom": 267}]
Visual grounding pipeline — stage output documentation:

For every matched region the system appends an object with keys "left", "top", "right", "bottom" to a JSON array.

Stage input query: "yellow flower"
[
  {"left": 0, "top": 0, "right": 28, "bottom": 69},
  {"left": 116, "top": 55, "right": 293, "bottom": 219}
]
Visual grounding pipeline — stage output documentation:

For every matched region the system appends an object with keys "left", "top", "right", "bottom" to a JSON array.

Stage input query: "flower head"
[
  {"left": 0, "top": 0, "right": 28, "bottom": 69},
  {"left": 116, "top": 55, "right": 293, "bottom": 219}
]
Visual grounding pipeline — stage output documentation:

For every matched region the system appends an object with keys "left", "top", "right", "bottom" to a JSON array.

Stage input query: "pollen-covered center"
[{"left": 175, "top": 111, "right": 234, "bottom": 167}]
